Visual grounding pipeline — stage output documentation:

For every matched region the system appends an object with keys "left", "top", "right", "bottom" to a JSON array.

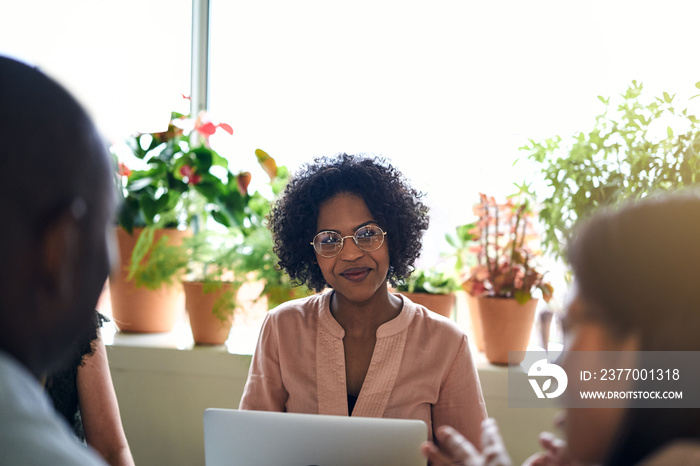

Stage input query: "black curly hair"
[{"left": 268, "top": 153, "right": 430, "bottom": 292}]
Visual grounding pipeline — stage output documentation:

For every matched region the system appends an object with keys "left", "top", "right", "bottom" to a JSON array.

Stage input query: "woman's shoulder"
[{"left": 399, "top": 294, "right": 466, "bottom": 340}]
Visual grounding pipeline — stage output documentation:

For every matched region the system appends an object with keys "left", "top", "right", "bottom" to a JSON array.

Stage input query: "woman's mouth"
[{"left": 340, "top": 267, "right": 371, "bottom": 282}]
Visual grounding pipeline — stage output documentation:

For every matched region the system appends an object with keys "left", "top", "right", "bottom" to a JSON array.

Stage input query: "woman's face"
[
  {"left": 314, "top": 193, "right": 390, "bottom": 305},
  {"left": 558, "top": 284, "right": 639, "bottom": 464}
]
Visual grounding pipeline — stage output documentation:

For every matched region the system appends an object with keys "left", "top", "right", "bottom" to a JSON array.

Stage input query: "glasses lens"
[
  {"left": 354, "top": 225, "right": 384, "bottom": 251},
  {"left": 314, "top": 231, "right": 342, "bottom": 257}
]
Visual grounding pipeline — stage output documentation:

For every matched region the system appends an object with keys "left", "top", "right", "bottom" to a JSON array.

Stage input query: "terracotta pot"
[
  {"left": 401, "top": 292, "right": 455, "bottom": 319},
  {"left": 478, "top": 296, "right": 538, "bottom": 365},
  {"left": 109, "top": 227, "right": 190, "bottom": 333},
  {"left": 184, "top": 281, "right": 235, "bottom": 345},
  {"left": 466, "top": 294, "right": 485, "bottom": 352}
]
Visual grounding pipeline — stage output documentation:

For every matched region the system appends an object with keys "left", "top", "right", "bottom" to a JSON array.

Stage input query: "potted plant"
[
  {"left": 520, "top": 80, "right": 700, "bottom": 261},
  {"left": 396, "top": 268, "right": 459, "bottom": 319},
  {"left": 180, "top": 230, "right": 243, "bottom": 345},
  {"left": 461, "top": 193, "right": 553, "bottom": 365},
  {"left": 110, "top": 109, "right": 238, "bottom": 332},
  {"left": 232, "top": 154, "right": 314, "bottom": 309}
]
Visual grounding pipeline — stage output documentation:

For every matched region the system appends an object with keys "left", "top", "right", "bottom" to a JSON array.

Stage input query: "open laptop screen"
[{"left": 203, "top": 408, "right": 428, "bottom": 466}]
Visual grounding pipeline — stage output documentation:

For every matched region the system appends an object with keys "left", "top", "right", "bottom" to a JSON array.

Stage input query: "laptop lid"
[{"left": 203, "top": 408, "right": 428, "bottom": 466}]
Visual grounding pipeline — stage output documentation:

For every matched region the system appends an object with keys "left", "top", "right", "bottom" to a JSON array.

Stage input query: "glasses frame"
[{"left": 310, "top": 224, "right": 388, "bottom": 258}]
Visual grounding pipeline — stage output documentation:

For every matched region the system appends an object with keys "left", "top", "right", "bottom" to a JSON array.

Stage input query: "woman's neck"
[{"left": 330, "top": 285, "right": 403, "bottom": 337}]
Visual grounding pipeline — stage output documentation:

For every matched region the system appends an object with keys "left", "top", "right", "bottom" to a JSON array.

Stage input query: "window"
[
  {"left": 1, "top": 0, "right": 192, "bottom": 141},
  {"left": 207, "top": 0, "right": 700, "bottom": 269}
]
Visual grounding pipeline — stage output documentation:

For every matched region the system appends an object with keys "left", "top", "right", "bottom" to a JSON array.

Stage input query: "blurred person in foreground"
[
  {"left": 0, "top": 56, "right": 130, "bottom": 465},
  {"left": 423, "top": 190, "right": 700, "bottom": 466}
]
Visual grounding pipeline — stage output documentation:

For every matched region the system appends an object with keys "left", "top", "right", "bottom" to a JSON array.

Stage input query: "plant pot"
[
  {"left": 109, "top": 227, "right": 190, "bottom": 333},
  {"left": 465, "top": 294, "right": 485, "bottom": 352},
  {"left": 401, "top": 292, "right": 455, "bottom": 319},
  {"left": 478, "top": 296, "right": 538, "bottom": 365},
  {"left": 184, "top": 281, "right": 235, "bottom": 345}
]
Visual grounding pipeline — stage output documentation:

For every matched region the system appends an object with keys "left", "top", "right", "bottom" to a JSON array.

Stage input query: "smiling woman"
[{"left": 239, "top": 153, "right": 488, "bottom": 447}]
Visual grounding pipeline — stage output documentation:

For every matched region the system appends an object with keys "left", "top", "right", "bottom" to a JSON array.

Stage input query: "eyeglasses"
[{"left": 310, "top": 224, "right": 387, "bottom": 258}]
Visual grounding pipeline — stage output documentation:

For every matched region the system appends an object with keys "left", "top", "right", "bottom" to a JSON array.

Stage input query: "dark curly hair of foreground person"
[{"left": 268, "top": 153, "right": 430, "bottom": 292}]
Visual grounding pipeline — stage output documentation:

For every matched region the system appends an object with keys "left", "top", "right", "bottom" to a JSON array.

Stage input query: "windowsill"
[{"left": 102, "top": 311, "right": 560, "bottom": 374}]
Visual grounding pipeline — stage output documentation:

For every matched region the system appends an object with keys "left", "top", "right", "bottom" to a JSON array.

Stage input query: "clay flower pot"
[
  {"left": 184, "top": 281, "right": 236, "bottom": 345},
  {"left": 465, "top": 294, "right": 485, "bottom": 352},
  {"left": 109, "top": 227, "right": 190, "bottom": 333},
  {"left": 478, "top": 296, "right": 538, "bottom": 365}
]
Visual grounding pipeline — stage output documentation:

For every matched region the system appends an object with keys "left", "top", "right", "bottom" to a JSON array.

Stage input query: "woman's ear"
[{"left": 39, "top": 199, "right": 85, "bottom": 302}]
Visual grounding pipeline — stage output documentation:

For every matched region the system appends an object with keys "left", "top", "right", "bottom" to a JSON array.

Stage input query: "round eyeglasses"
[{"left": 310, "top": 224, "right": 388, "bottom": 258}]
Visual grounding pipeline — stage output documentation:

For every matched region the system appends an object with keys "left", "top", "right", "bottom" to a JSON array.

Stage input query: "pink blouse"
[{"left": 239, "top": 292, "right": 487, "bottom": 446}]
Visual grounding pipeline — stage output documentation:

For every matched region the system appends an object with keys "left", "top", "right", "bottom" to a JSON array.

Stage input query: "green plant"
[
  {"left": 521, "top": 80, "right": 700, "bottom": 260},
  {"left": 396, "top": 268, "right": 459, "bottom": 295},
  {"left": 235, "top": 226, "right": 313, "bottom": 309},
  {"left": 126, "top": 226, "right": 189, "bottom": 290},
  {"left": 445, "top": 222, "right": 479, "bottom": 276},
  {"left": 181, "top": 230, "right": 244, "bottom": 322},
  {"left": 126, "top": 145, "right": 310, "bottom": 310},
  {"left": 461, "top": 193, "right": 553, "bottom": 304},
  {"left": 114, "top": 111, "right": 244, "bottom": 233},
  {"left": 115, "top": 109, "right": 261, "bottom": 290},
  {"left": 231, "top": 161, "right": 314, "bottom": 308}
]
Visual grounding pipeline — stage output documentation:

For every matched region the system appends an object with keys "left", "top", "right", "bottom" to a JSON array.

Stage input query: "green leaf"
[
  {"left": 126, "top": 176, "right": 156, "bottom": 192},
  {"left": 191, "top": 147, "right": 213, "bottom": 171},
  {"left": 211, "top": 210, "right": 232, "bottom": 228},
  {"left": 514, "top": 290, "right": 532, "bottom": 305}
]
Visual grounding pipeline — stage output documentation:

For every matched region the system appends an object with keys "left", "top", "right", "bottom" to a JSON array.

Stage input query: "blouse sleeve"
[
  {"left": 238, "top": 312, "right": 288, "bottom": 411},
  {"left": 432, "top": 335, "right": 487, "bottom": 449}
]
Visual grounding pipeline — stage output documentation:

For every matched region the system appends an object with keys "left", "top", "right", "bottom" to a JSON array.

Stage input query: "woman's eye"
[
  {"left": 357, "top": 227, "right": 376, "bottom": 238},
  {"left": 321, "top": 235, "right": 340, "bottom": 244}
]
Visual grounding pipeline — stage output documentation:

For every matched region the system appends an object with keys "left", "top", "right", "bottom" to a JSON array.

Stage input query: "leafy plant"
[
  {"left": 445, "top": 222, "right": 480, "bottom": 276},
  {"left": 114, "top": 110, "right": 247, "bottom": 234},
  {"left": 521, "top": 80, "right": 700, "bottom": 260},
  {"left": 181, "top": 230, "right": 244, "bottom": 322},
  {"left": 396, "top": 268, "right": 459, "bottom": 295},
  {"left": 115, "top": 109, "right": 263, "bottom": 291},
  {"left": 125, "top": 144, "right": 311, "bottom": 310},
  {"left": 127, "top": 226, "right": 189, "bottom": 290},
  {"left": 231, "top": 163, "right": 314, "bottom": 308},
  {"left": 461, "top": 193, "right": 553, "bottom": 305}
]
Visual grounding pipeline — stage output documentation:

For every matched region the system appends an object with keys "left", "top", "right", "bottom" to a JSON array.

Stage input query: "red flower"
[
  {"left": 196, "top": 121, "right": 217, "bottom": 137},
  {"left": 180, "top": 165, "right": 202, "bottom": 185},
  {"left": 118, "top": 163, "right": 132, "bottom": 177},
  {"left": 194, "top": 114, "right": 234, "bottom": 141}
]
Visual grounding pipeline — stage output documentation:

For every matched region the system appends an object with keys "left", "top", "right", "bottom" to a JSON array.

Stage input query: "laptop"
[{"left": 203, "top": 408, "right": 428, "bottom": 466}]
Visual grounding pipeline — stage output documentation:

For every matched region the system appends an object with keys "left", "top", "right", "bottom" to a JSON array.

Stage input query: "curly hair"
[{"left": 268, "top": 153, "right": 429, "bottom": 292}]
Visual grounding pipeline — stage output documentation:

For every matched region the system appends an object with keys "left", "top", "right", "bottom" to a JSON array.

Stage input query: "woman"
[
  {"left": 46, "top": 311, "right": 134, "bottom": 466},
  {"left": 239, "top": 154, "right": 487, "bottom": 446},
  {"left": 423, "top": 190, "right": 700, "bottom": 465}
]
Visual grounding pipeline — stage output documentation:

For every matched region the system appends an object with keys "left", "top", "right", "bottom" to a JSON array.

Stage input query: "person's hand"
[
  {"left": 522, "top": 432, "right": 577, "bottom": 466},
  {"left": 421, "top": 418, "right": 512, "bottom": 466}
]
